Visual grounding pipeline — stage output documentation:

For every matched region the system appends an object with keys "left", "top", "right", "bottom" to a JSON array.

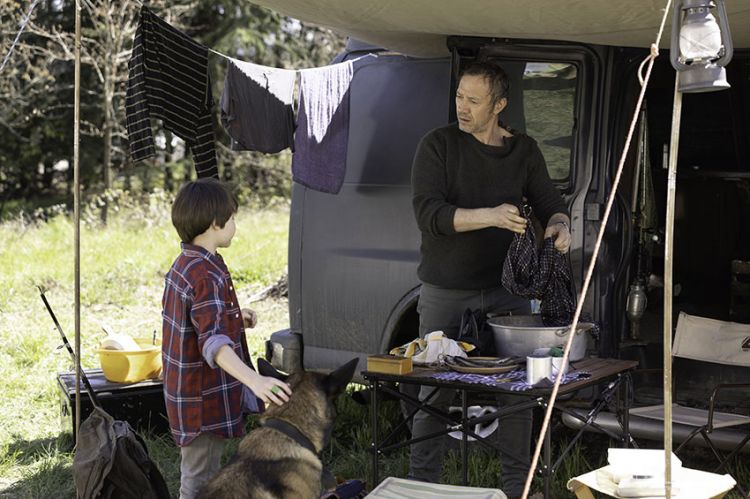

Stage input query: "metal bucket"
[{"left": 487, "top": 315, "right": 593, "bottom": 361}]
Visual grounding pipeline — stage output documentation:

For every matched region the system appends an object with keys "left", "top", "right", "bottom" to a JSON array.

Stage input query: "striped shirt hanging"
[{"left": 125, "top": 7, "right": 218, "bottom": 178}]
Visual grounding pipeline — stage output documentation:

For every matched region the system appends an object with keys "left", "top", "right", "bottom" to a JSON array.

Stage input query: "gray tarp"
[{"left": 250, "top": 0, "right": 750, "bottom": 56}]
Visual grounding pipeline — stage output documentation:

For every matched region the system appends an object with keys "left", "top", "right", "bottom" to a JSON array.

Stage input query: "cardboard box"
[{"left": 367, "top": 354, "right": 413, "bottom": 375}]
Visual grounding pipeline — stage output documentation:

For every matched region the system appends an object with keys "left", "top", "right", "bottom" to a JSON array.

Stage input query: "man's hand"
[
  {"left": 241, "top": 308, "right": 257, "bottom": 329},
  {"left": 492, "top": 204, "right": 527, "bottom": 234},
  {"left": 545, "top": 221, "right": 571, "bottom": 253},
  {"left": 453, "top": 203, "right": 526, "bottom": 233}
]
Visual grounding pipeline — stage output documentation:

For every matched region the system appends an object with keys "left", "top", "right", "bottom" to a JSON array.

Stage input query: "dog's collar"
[{"left": 263, "top": 418, "right": 317, "bottom": 455}]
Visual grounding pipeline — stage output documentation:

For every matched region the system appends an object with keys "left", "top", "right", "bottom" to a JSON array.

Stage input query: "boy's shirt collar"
[{"left": 180, "top": 242, "right": 225, "bottom": 266}]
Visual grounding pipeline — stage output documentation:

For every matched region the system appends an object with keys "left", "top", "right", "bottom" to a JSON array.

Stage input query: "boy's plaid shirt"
[{"left": 161, "top": 243, "right": 249, "bottom": 446}]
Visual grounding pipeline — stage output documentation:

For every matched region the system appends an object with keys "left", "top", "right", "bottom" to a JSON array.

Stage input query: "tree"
[
  {"left": 0, "top": 1, "right": 77, "bottom": 208},
  {"left": 0, "top": 0, "right": 346, "bottom": 216}
]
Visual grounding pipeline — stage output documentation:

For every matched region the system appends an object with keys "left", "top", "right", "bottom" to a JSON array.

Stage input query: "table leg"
[
  {"left": 371, "top": 380, "right": 379, "bottom": 487},
  {"left": 623, "top": 373, "right": 632, "bottom": 448},
  {"left": 461, "top": 389, "right": 468, "bottom": 486}
]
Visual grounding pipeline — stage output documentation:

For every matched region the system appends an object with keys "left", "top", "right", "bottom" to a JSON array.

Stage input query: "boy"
[{"left": 162, "top": 178, "right": 291, "bottom": 499}]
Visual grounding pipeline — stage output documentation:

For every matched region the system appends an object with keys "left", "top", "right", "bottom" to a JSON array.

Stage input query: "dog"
[{"left": 199, "top": 357, "right": 359, "bottom": 499}]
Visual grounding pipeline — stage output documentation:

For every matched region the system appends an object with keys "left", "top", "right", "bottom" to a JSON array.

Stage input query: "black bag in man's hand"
[{"left": 457, "top": 308, "right": 496, "bottom": 357}]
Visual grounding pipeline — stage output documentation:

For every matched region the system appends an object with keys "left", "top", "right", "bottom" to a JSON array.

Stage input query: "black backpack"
[{"left": 73, "top": 407, "right": 171, "bottom": 499}]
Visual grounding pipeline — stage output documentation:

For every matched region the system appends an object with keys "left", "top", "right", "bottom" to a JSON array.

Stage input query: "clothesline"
[
  {"left": 126, "top": 5, "right": 370, "bottom": 193},
  {"left": 208, "top": 47, "right": 376, "bottom": 73}
]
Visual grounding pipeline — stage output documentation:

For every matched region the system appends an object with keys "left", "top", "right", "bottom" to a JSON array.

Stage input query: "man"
[{"left": 409, "top": 61, "right": 570, "bottom": 498}]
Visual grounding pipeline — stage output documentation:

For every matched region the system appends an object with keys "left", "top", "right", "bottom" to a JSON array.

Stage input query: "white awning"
[{"left": 250, "top": 0, "right": 750, "bottom": 56}]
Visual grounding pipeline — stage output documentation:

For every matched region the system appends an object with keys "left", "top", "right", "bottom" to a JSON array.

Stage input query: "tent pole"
[
  {"left": 73, "top": 0, "right": 82, "bottom": 446},
  {"left": 663, "top": 71, "right": 682, "bottom": 498}
]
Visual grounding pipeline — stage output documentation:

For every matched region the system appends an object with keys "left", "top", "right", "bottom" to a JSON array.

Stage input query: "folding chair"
[{"left": 629, "top": 312, "right": 750, "bottom": 496}]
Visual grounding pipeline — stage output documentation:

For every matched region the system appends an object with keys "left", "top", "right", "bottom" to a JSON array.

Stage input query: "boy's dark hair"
[
  {"left": 171, "top": 178, "right": 238, "bottom": 243},
  {"left": 459, "top": 61, "right": 510, "bottom": 105}
]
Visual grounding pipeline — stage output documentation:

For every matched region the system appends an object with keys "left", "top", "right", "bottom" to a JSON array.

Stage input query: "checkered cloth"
[
  {"left": 501, "top": 214, "right": 575, "bottom": 326},
  {"left": 432, "top": 369, "right": 590, "bottom": 391}
]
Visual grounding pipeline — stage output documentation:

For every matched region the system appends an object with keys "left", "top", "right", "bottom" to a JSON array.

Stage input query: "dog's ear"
[
  {"left": 324, "top": 358, "right": 359, "bottom": 398},
  {"left": 257, "top": 358, "right": 290, "bottom": 382}
]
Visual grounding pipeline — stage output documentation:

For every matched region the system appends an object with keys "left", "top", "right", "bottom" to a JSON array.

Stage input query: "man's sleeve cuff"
[{"left": 435, "top": 205, "right": 457, "bottom": 235}]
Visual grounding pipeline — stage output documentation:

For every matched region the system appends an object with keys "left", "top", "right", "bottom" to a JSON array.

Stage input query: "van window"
[
  {"left": 489, "top": 59, "right": 577, "bottom": 182},
  {"left": 522, "top": 62, "right": 577, "bottom": 181}
]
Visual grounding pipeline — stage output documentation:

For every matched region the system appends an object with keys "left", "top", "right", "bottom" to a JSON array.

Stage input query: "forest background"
[
  {"left": 0, "top": 0, "right": 345, "bottom": 216},
  {"left": 0, "top": 2, "right": 356, "bottom": 497}
]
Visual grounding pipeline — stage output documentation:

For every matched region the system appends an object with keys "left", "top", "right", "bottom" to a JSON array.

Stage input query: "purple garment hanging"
[{"left": 291, "top": 61, "right": 354, "bottom": 194}]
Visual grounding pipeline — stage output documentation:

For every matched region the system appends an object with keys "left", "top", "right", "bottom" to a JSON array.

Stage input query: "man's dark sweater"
[{"left": 412, "top": 123, "right": 568, "bottom": 290}]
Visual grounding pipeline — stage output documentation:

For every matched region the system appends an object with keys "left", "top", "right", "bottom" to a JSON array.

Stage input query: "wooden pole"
[
  {"left": 663, "top": 71, "right": 682, "bottom": 498},
  {"left": 102, "top": 71, "right": 111, "bottom": 223},
  {"left": 101, "top": 0, "right": 113, "bottom": 224},
  {"left": 73, "top": 0, "right": 82, "bottom": 445}
]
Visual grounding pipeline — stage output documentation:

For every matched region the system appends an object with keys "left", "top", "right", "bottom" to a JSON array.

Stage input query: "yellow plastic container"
[{"left": 98, "top": 337, "right": 162, "bottom": 383}]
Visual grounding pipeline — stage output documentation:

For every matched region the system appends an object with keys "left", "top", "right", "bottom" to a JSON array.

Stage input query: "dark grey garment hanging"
[
  {"left": 220, "top": 58, "right": 296, "bottom": 154},
  {"left": 501, "top": 213, "right": 575, "bottom": 326}
]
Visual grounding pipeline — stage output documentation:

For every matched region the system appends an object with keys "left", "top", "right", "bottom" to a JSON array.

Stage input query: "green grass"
[
  {"left": 0, "top": 193, "right": 748, "bottom": 498},
  {"left": 0, "top": 192, "right": 290, "bottom": 498}
]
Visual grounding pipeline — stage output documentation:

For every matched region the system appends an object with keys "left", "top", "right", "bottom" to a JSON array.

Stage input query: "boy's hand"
[
  {"left": 214, "top": 345, "right": 290, "bottom": 407},
  {"left": 255, "top": 375, "right": 292, "bottom": 406},
  {"left": 241, "top": 308, "right": 257, "bottom": 329}
]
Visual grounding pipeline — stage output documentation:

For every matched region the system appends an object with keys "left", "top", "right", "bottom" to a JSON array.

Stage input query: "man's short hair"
[
  {"left": 459, "top": 61, "right": 510, "bottom": 104},
  {"left": 171, "top": 178, "right": 238, "bottom": 243}
]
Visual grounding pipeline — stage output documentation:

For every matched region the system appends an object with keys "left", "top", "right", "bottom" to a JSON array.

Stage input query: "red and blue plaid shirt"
[{"left": 161, "top": 243, "right": 249, "bottom": 446}]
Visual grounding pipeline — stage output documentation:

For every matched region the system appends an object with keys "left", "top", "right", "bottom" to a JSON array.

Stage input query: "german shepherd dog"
[{"left": 199, "top": 358, "right": 359, "bottom": 499}]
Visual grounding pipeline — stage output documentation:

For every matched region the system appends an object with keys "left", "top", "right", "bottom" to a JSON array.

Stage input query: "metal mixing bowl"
[{"left": 487, "top": 315, "right": 593, "bottom": 361}]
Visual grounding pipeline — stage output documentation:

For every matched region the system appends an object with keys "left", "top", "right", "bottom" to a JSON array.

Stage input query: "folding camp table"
[{"left": 363, "top": 357, "right": 639, "bottom": 498}]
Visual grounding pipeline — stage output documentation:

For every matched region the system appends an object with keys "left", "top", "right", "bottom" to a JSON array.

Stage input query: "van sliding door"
[{"left": 290, "top": 54, "right": 452, "bottom": 371}]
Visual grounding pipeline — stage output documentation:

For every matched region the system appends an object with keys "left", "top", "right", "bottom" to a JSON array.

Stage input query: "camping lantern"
[{"left": 670, "top": 0, "right": 733, "bottom": 92}]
